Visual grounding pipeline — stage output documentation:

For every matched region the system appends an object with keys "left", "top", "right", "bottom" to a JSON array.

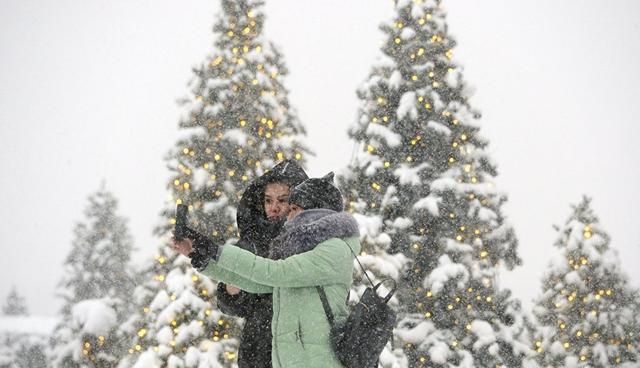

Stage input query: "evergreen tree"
[
  {"left": 121, "top": 1, "right": 309, "bottom": 366},
  {"left": 339, "top": 0, "right": 527, "bottom": 366},
  {"left": 2, "top": 287, "right": 28, "bottom": 316},
  {"left": 50, "top": 184, "right": 136, "bottom": 368},
  {"left": 158, "top": 0, "right": 308, "bottom": 242},
  {"left": 13, "top": 343, "right": 48, "bottom": 368},
  {"left": 118, "top": 247, "right": 236, "bottom": 368},
  {"left": 1, "top": 330, "right": 49, "bottom": 368},
  {"left": 532, "top": 197, "right": 640, "bottom": 367},
  {"left": 0, "top": 288, "right": 48, "bottom": 368}
]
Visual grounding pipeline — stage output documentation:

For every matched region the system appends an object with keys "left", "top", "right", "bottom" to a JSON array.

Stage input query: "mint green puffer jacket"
[{"left": 201, "top": 235, "right": 360, "bottom": 368}]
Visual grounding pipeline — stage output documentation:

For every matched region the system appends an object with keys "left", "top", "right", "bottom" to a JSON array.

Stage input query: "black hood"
[{"left": 236, "top": 160, "right": 308, "bottom": 244}]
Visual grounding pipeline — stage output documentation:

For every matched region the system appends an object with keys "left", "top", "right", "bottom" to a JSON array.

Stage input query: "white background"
[{"left": 1, "top": 0, "right": 639, "bottom": 316}]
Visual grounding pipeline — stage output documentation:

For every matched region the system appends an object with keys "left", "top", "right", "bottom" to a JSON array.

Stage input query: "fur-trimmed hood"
[{"left": 269, "top": 209, "right": 359, "bottom": 260}]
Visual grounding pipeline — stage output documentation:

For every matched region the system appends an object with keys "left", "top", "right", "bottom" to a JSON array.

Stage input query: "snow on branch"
[
  {"left": 71, "top": 299, "right": 117, "bottom": 336},
  {"left": 366, "top": 123, "right": 402, "bottom": 147},
  {"left": 394, "top": 163, "right": 430, "bottom": 185},
  {"left": 223, "top": 128, "right": 249, "bottom": 146},
  {"left": 413, "top": 195, "right": 441, "bottom": 216},
  {"left": 388, "top": 70, "right": 402, "bottom": 90},
  {"left": 397, "top": 91, "right": 418, "bottom": 121},
  {"left": 426, "top": 255, "right": 470, "bottom": 294}
]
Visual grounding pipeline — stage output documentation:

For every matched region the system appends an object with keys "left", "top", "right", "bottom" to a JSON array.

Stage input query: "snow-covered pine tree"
[
  {"left": 12, "top": 343, "right": 48, "bottom": 368},
  {"left": 532, "top": 197, "right": 640, "bottom": 367},
  {"left": 49, "top": 184, "right": 136, "bottom": 368},
  {"left": 0, "top": 316, "right": 51, "bottom": 368},
  {"left": 338, "top": 0, "right": 528, "bottom": 366},
  {"left": 157, "top": 0, "right": 309, "bottom": 242},
  {"left": 0, "top": 288, "right": 49, "bottom": 368},
  {"left": 2, "top": 287, "right": 28, "bottom": 316},
  {"left": 120, "top": 1, "right": 310, "bottom": 367},
  {"left": 118, "top": 244, "right": 236, "bottom": 368}
]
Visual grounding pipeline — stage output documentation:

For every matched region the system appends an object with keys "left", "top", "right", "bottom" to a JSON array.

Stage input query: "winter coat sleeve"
[
  {"left": 201, "top": 237, "right": 357, "bottom": 289},
  {"left": 204, "top": 264, "right": 274, "bottom": 294}
]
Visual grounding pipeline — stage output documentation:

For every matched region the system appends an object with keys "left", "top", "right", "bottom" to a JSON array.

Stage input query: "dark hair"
[{"left": 237, "top": 160, "right": 309, "bottom": 230}]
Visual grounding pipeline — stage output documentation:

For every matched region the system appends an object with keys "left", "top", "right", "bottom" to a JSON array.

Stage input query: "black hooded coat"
[{"left": 216, "top": 160, "right": 307, "bottom": 368}]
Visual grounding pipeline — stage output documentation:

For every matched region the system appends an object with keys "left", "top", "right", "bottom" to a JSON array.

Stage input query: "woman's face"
[{"left": 264, "top": 183, "right": 290, "bottom": 221}]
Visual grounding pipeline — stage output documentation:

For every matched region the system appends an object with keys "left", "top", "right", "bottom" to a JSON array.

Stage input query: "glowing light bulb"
[{"left": 583, "top": 225, "right": 593, "bottom": 238}]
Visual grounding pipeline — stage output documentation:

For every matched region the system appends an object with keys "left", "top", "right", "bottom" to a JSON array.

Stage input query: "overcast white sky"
[{"left": 1, "top": 0, "right": 639, "bottom": 317}]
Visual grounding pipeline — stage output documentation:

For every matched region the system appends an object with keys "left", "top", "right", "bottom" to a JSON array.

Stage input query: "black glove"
[{"left": 181, "top": 226, "right": 219, "bottom": 271}]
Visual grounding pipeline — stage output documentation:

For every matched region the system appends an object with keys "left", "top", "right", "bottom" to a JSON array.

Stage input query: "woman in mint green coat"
[{"left": 172, "top": 173, "right": 360, "bottom": 368}]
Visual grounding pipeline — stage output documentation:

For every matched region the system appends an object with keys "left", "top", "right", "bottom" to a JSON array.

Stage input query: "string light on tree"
[
  {"left": 122, "top": 0, "right": 310, "bottom": 367},
  {"left": 533, "top": 197, "right": 640, "bottom": 367},
  {"left": 338, "top": 0, "right": 525, "bottom": 366}
]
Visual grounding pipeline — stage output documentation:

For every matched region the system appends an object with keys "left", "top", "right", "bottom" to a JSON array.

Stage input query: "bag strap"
[
  {"left": 342, "top": 240, "right": 398, "bottom": 302},
  {"left": 315, "top": 240, "right": 361, "bottom": 330},
  {"left": 316, "top": 239, "right": 372, "bottom": 328},
  {"left": 316, "top": 240, "right": 399, "bottom": 329},
  {"left": 341, "top": 240, "right": 376, "bottom": 289},
  {"left": 316, "top": 286, "right": 335, "bottom": 329}
]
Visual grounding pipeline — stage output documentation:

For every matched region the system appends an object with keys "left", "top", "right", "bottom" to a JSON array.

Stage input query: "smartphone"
[{"left": 174, "top": 204, "right": 188, "bottom": 240}]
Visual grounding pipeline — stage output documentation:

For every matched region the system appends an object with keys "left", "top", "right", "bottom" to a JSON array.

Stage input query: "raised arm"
[{"left": 201, "top": 237, "right": 358, "bottom": 289}]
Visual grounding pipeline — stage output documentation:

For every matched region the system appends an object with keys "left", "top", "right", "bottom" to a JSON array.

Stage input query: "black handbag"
[{"left": 316, "top": 241, "right": 397, "bottom": 368}]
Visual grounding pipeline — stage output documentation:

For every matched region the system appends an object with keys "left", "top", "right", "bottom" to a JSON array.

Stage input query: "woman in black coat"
[{"left": 216, "top": 159, "right": 307, "bottom": 368}]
